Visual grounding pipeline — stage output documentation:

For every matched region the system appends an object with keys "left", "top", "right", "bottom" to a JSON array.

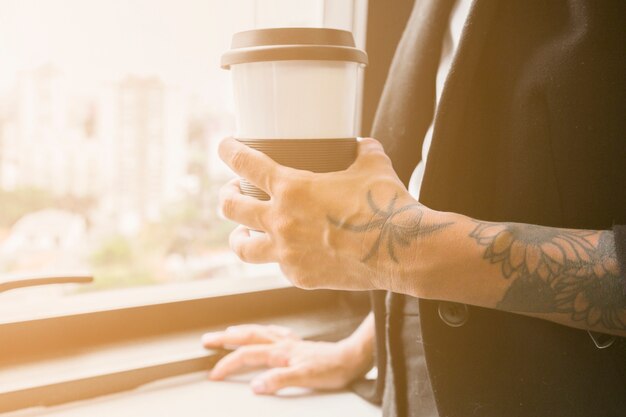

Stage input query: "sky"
[
  {"left": 0, "top": 0, "right": 358, "bottom": 110},
  {"left": 0, "top": 0, "right": 249, "bottom": 108}
]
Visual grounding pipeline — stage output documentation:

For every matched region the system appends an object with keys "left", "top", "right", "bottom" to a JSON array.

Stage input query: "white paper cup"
[
  {"left": 222, "top": 28, "right": 367, "bottom": 200},
  {"left": 231, "top": 60, "right": 360, "bottom": 139}
]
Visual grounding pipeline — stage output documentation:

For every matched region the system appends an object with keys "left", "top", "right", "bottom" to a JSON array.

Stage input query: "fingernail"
[
  {"left": 251, "top": 379, "right": 267, "bottom": 394},
  {"left": 201, "top": 333, "right": 218, "bottom": 345}
]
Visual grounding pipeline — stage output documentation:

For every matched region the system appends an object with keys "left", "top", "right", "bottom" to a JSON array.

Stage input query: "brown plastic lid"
[{"left": 221, "top": 27, "right": 368, "bottom": 69}]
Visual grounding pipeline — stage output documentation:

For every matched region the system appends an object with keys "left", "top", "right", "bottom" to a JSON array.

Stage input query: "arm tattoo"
[
  {"left": 470, "top": 222, "right": 626, "bottom": 332},
  {"left": 328, "top": 190, "right": 453, "bottom": 263}
]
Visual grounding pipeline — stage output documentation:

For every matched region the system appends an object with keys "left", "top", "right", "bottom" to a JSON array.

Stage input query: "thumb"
[
  {"left": 356, "top": 137, "right": 385, "bottom": 156},
  {"left": 250, "top": 366, "right": 310, "bottom": 395},
  {"left": 353, "top": 137, "right": 392, "bottom": 170}
]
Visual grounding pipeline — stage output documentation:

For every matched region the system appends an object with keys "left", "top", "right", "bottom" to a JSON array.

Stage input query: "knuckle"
[
  {"left": 360, "top": 137, "right": 381, "bottom": 148},
  {"left": 357, "top": 140, "right": 390, "bottom": 165},
  {"left": 252, "top": 211, "right": 268, "bottom": 231},
  {"left": 363, "top": 148, "right": 388, "bottom": 164},
  {"left": 230, "top": 238, "right": 249, "bottom": 262},
  {"left": 271, "top": 180, "right": 292, "bottom": 201},
  {"left": 364, "top": 137, "right": 384, "bottom": 150},
  {"left": 219, "top": 194, "right": 236, "bottom": 219},
  {"left": 230, "top": 149, "right": 250, "bottom": 172},
  {"left": 246, "top": 328, "right": 261, "bottom": 341},
  {"left": 268, "top": 351, "right": 289, "bottom": 367},
  {"left": 274, "top": 218, "right": 297, "bottom": 237},
  {"left": 273, "top": 174, "right": 310, "bottom": 203},
  {"left": 236, "top": 346, "right": 257, "bottom": 361}
]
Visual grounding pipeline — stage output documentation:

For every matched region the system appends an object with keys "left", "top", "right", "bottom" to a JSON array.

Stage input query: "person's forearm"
[
  {"left": 329, "top": 189, "right": 625, "bottom": 336},
  {"left": 218, "top": 136, "right": 625, "bottom": 337},
  {"left": 408, "top": 212, "right": 626, "bottom": 337}
]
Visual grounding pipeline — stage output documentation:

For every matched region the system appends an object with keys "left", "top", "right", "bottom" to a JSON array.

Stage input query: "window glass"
[{"left": 0, "top": 0, "right": 365, "bottom": 299}]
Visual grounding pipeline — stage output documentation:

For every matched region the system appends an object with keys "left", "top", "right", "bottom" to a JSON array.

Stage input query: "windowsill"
[
  {"left": 3, "top": 371, "right": 380, "bottom": 417},
  {"left": 0, "top": 273, "right": 290, "bottom": 324},
  {"left": 0, "top": 304, "right": 368, "bottom": 414}
]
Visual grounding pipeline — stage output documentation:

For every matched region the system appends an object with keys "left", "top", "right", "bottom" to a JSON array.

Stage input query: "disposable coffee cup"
[{"left": 221, "top": 28, "right": 368, "bottom": 201}]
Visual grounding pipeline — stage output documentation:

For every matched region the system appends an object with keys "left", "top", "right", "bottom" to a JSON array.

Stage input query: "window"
[
  {"left": 0, "top": 0, "right": 367, "bottom": 314},
  {"left": 0, "top": 3, "right": 371, "bottom": 412}
]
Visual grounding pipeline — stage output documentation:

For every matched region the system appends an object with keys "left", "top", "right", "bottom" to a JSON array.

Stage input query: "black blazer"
[{"left": 370, "top": 1, "right": 626, "bottom": 416}]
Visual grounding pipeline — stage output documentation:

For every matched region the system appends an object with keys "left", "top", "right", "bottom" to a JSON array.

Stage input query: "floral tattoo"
[
  {"left": 328, "top": 190, "right": 453, "bottom": 263},
  {"left": 470, "top": 222, "right": 626, "bottom": 332}
]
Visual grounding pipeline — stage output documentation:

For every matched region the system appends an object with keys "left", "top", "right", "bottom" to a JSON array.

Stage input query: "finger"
[
  {"left": 266, "top": 325, "right": 300, "bottom": 340},
  {"left": 227, "top": 324, "right": 299, "bottom": 341},
  {"left": 218, "top": 137, "right": 286, "bottom": 195},
  {"left": 229, "top": 225, "right": 277, "bottom": 263},
  {"left": 210, "top": 345, "right": 288, "bottom": 380},
  {"left": 219, "top": 178, "right": 270, "bottom": 230},
  {"left": 357, "top": 137, "right": 385, "bottom": 154},
  {"left": 250, "top": 366, "right": 310, "bottom": 395},
  {"left": 352, "top": 137, "right": 391, "bottom": 169},
  {"left": 202, "top": 325, "right": 282, "bottom": 348}
]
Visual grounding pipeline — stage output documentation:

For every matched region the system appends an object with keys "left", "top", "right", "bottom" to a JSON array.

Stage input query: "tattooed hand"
[
  {"left": 218, "top": 137, "right": 626, "bottom": 335},
  {"left": 217, "top": 137, "right": 451, "bottom": 291}
]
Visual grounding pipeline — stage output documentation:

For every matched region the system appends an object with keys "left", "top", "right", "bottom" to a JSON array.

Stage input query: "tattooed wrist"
[{"left": 328, "top": 190, "right": 453, "bottom": 264}]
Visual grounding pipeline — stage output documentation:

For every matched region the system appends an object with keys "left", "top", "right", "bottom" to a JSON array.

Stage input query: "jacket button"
[{"left": 438, "top": 302, "right": 469, "bottom": 327}]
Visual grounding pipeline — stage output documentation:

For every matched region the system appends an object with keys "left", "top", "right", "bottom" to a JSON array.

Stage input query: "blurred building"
[
  {"left": 0, "top": 65, "right": 100, "bottom": 197},
  {"left": 0, "top": 67, "right": 190, "bottom": 235},
  {"left": 0, "top": 112, "right": 5, "bottom": 188},
  {"left": 97, "top": 76, "right": 187, "bottom": 230}
]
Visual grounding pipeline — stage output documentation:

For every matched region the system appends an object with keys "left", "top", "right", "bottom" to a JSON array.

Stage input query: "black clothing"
[{"left": 368, "top": 1, "right": 626, "bottom": 416}]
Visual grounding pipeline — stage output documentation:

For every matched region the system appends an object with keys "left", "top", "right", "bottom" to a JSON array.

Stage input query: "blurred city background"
[{"left": 0, "top": 0, "right": 363, "bottom": 295}]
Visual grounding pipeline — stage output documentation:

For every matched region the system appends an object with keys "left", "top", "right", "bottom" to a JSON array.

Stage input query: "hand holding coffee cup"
[{"left": 221, "top": 28, "right": 368, "bottom": 201}]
